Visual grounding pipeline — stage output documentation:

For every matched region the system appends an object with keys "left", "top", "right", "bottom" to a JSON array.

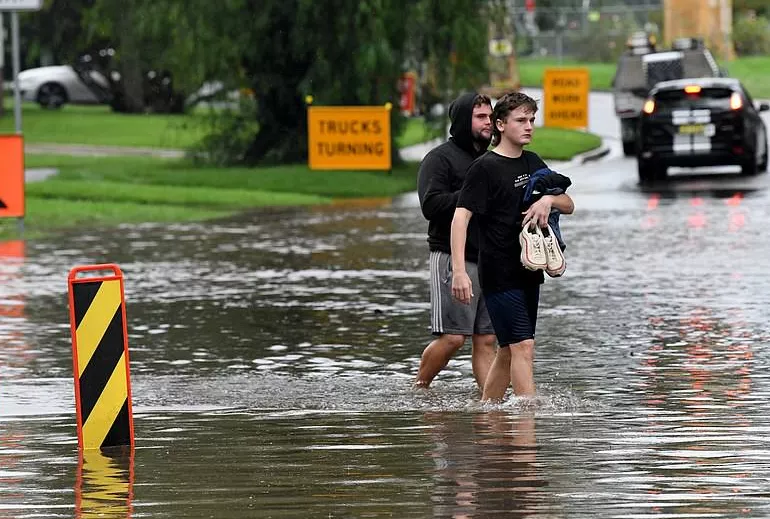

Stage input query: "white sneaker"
[
  {"left": 542, "top": 224, "right": 566, "bottom": 277},
  {"left": 519, "top": 223, "right": 548, "bottom": 271}
]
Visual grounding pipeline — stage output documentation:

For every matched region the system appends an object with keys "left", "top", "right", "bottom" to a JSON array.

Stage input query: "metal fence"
[{"left": 509, "top": 1, "right": 663, "bottom": 62}]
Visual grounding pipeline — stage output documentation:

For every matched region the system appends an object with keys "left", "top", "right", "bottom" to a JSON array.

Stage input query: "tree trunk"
[
  {"left": 243, "top": 85, "right": 308, "bottom": 164},
  {"left": 114, "top": 1, "right": 145, "bottom": 113}
]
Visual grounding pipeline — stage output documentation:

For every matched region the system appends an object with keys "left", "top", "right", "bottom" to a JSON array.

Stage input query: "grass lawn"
[
  {"left": 397, "top": 117, "right": 442, "bottom": 148},
  {"left": 529, "top": 127, "right": 602, "bottom": 161},
  {"left": 518, "top": 55, "right": 770, "bottom": 99},
  {"left": 518, "top": 58, "right": 616, "bottom": 91},
  {"left": 1, "top": 126, "right": 601, "bottom": 239},
  {"left": 0, "top": 102, "right": 206, "bottom": 148},
  {"left": 0, "top": 100, "right": 438, "bottom": 149},
  {"left": 23, "top": 155, "right": 420, "bottom": 198},
  {"left": 0, "top": 155, "right": 421, "bottom": 239},
  {"left": 720, "top": 56, "right": 770, "bottom": 101}
]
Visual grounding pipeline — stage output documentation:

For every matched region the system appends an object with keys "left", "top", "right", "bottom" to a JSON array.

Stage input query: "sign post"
[
  {"left": 0, "top": 0, "right": 42, "bottom": 233},
  {"left": 1, "top": 12, "right": 5, "bottom": 117},
  {"left": 0, "top": 0, "right": 43, "bottom": 133}
]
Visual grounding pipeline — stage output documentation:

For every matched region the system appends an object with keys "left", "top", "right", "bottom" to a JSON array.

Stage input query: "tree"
[
  {"left": 22, "top": 0, "right": 490, "bottom": 161},
  {"left": 19, "top": 0, "right": 96, "bottom": 67},
  {"left": 190, "top": 0, "right": 488, "bottom": 164},
  {"left": 734, "top": 0, "right": 768, "bottom": 17}
]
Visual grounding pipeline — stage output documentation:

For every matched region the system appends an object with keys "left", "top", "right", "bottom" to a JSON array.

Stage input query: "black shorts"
[{"left": 484, "top": 286, "right": 540, "bottom": 346}]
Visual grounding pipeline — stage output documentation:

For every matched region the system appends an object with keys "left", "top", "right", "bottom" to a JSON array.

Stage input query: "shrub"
[{"left": 733, "top": 15, "right": 770, "bottom": 56}]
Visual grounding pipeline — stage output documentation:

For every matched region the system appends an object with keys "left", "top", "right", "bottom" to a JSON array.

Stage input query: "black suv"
[{"left": 637, "top": 77, "right": 769, "bottom": 183}]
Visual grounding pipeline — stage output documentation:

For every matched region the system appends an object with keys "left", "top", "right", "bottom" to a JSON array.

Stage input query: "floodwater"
[{"left": 3, "top": 162, "right": 770, "bottom": 518}]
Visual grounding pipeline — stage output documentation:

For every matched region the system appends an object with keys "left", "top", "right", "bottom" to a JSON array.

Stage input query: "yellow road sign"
[
  {"left": 307, "top": 106, "right": 391, "bottom": 171},
  {"left": 543, "top": 68, "right": 590, "bottom": 129}
]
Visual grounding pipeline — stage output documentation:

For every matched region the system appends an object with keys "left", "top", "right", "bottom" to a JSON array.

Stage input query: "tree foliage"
[
  {"left": 734, "top": 0, "right": 769, "bottom": 17},
  {"left": 21, "top": 0, "right": 489, "bottom": 164}
]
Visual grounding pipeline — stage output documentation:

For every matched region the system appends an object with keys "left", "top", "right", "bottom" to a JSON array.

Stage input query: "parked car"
[
  {"left": 636, "top": 77, "right": 769, "bottom": 183},
  {"left": 17, "top": 61, "right": 225, "bottom": 113},
  {"left": 17, "top": 65, "right": 110, "bottom": 109}
]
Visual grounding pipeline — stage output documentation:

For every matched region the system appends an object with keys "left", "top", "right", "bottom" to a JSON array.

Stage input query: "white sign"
[{"left": 0, "top": 0, "right": 42, "bottom": 10}]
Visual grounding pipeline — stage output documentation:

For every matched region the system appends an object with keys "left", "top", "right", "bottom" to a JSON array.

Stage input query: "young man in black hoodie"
[{"left": 414, "top": 92, "right": 497, "bottom": 389}]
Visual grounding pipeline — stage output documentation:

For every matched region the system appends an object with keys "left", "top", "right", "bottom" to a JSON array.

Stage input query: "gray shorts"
[{"left": 429, "top": 251, "right": 495, "bottom": 336}]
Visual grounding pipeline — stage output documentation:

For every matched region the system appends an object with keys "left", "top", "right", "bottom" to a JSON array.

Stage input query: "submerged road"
[{"left": 2, "top": 94, "right": 770, "bottom": 517}]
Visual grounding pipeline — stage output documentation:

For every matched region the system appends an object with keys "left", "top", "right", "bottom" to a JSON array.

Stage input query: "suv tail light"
[
  {"left": 642, "top": 98, "right": 655, "bottom": 114},
  {"left": 730, "top": 92, "right": 743, "bottom": 110}
]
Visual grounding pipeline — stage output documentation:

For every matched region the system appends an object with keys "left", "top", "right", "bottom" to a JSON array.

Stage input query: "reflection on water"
[
  {"left": 76, "top": 447, "right": 134, "bottom": 519},
  {"left": 4, "top": 182, "right": 770, "bottom": 517}
]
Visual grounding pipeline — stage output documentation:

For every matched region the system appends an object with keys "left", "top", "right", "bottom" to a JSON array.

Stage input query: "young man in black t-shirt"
[{"left": 449, "top": 92, "right": 575, "bottom": 402}]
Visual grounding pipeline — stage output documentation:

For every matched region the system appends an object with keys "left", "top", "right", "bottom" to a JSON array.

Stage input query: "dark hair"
[
  {"left": 491, "top": 92, "right": 538, "bottom": 146},
  {"left": 473, "top": 93, "right": 492, "bottom": 109}
]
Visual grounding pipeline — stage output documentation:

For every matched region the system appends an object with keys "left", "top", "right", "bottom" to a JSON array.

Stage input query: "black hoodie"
[{"left": 417, "top": 92, "right": 489, "bottom": 261}]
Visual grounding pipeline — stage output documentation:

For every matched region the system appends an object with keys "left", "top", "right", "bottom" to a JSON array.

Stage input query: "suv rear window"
[{"left": 654, "top": 87, "right": 734, "bottom": 109}]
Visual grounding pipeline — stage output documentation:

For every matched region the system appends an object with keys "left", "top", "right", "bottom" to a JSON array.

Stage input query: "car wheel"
[
  {"left": 741, "top": 160, "right": 758, "bottom": 176},
  {"left": 759, "top": 135, "right": 768, "bottom": 173},
  {"left": 622, "top": 140, "right": 636, "bottom": 157},
  {"left": 740, "top": 147, "right": 758, "bottom": 176},
  {"left": 638, "top": 159, "right": 660, "bottom": 184},
  {"left": 37, "top": 82, "right": 68, "bottom": 109}
]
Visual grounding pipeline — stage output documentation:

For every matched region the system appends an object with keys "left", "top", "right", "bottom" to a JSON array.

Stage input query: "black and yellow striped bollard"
[{"left": 68, "top": 264, "right": 134, "bottom": 450}]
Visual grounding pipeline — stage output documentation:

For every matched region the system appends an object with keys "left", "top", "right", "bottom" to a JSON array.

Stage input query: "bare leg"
[
  {"left": 414, "top": 334, "right": 465, "bottom": 388},
  {"left": 470, "top": 334, "right": 496, "bottom": 389},
  {"left": 481, "top": 347, "right": 511, "bottom": 401},
  {"left": 510, "top": 339, "right": 535, "bottom": 396}
]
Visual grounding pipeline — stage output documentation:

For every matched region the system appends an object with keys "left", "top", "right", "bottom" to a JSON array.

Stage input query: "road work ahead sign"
[
  {"left": 543, "top": 68, "right": 590, "bottom": 129},
  {"left": 0, "top": 0, "right": 43, "bottom": 10},
  {"left": 308, "top": 106, "right": 391, "bottom": 170}
]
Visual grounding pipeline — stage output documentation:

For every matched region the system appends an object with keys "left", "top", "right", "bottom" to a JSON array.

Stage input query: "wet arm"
[
  {"left": 550, "top": 193, "right": 574, "bottom": 214},
  {"left": 523, "top": 194, "right": 574, "bottom": 228},
  {"left": 450, "top": 208, "right": 474, "bottom": 304}
]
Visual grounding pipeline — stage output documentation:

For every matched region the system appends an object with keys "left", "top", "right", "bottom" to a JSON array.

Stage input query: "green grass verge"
[
  {"left": 719, "top": 56, "right": 770, "bottom": 101},
  {"left": 24, "top": 155, "right": 420, "bottom": 198},
  {"left": 518, "top": 58, "right": 616, "bottom": 91},
  {"left": 0, "top": 100, "right": 439, "bottom": 149},
  {"left": 518, "top": 56, "right": 770, "bottom": 98},
  {"left": 0, "top": 197, "right": 230, "bottom": 240},
  {"left": 0, "top": 102, "right": 205, "bottom": 148},
  {"left": 397, "top": 117, "right": 442, "bottom": 148},
  {"left": 27, "top": 179, "right": 330, "bottom": 208},
  {"left": 529, "top": 127, "right": 602, "bottom": 161},
  {"left": 7, "top": 124, "right": 601, "bottom": 239},
  {"left": 3, "top": 156, "right": 418, "bottom": 239}
]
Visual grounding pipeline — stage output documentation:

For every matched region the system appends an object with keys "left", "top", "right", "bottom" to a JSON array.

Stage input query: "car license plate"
[
  {"left": 678, "top": 123, "right": 715, "bottom": 136},
  {"left": 678, "top": 124, "right": 704, "bottom": 134}
]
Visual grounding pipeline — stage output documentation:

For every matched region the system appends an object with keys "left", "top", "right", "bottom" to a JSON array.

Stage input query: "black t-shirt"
[{"left": 457, "top": 150, "right": 548, "bottom": 293}]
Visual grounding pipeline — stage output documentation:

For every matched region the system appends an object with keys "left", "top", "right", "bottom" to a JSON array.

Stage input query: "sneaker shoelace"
[
  {"left": 543, "top": 236, "right": 557, "bottom": 260},
  {"left": 531, "top": 233, "right": 545, "bottom": 258}
]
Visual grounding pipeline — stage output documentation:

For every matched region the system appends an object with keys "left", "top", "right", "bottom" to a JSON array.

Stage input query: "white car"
[{"left": 17, "top": 65, "right": 111, "bottom": 109}]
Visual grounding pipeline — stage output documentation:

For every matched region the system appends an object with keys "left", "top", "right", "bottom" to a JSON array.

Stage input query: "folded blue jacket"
[{"left": 524, "top": 168, "right": 572, "bottom": 251}]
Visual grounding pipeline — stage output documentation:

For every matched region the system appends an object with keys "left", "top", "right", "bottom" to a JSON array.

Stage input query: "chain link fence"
[{"left": 510, "top": 1, "right": 663, "bottom": 62}]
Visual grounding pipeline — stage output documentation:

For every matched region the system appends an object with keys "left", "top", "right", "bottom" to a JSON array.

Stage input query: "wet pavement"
[{"left": 4, "top": 129, "right": 770, "bottom": 516}]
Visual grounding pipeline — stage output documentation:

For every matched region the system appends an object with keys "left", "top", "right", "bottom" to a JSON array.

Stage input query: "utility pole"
[
  {"left": 0, "top": 12, "right": 5, "bottom": 117},
  {"left": 663, "top": 0, "right": 733, "bottom": 60}
]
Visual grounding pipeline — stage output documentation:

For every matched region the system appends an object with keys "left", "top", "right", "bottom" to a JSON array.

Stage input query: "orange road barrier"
[
  {"left": 68, "top": 264, "right": 134, "bottom": 450},
  {"left": 0, "top": 135, "right": 25, "bottom": 218}
]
